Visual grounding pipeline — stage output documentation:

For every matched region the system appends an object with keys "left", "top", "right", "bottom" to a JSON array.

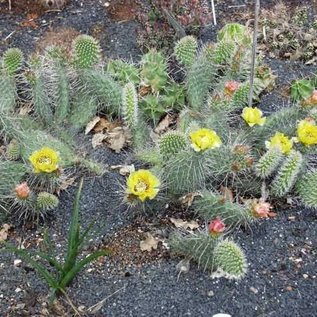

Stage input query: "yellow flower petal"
[
  {"left": 266, "top": 132, "right": 293, "bottom": 154},
  {"left": 126, "top": 169, "right": 160, "bottom": 202},
  {"left": 190, "top": 128, "right": 222, "bottom": 152},
  {"left": 297, "top": 120, "right": 317, "bottom": 146},
  {"left": 242, "top": 107, "right": 266, "bottom": 127},
  {"left": 29, "top": 147, "right": 59, "bottom": 174}
]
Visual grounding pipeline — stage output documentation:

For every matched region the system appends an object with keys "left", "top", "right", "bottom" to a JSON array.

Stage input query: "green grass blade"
[{"left": 58, "top": 250, "right": 109, "bottom": 289}]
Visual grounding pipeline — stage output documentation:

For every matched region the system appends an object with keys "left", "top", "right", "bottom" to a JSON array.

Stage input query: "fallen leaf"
[
  {"left": 154, "top": 113, "right": 173, "bottom": 134},
  {"left": 105, "top": 126, "right": 130, "bottom": 153},
  {"left": 268, "top": 212, "right": 277, "bottom": 218},
  {"left": 111, "top": 164, "right": 135, "bottom": 176},
  {"left": 170, "top": 218, "right": 199, "bottom": 230},
  {"left": 0, "top": 224, "right": 11, "bottom": 243},
  {"left": 21, "top": 13, "right": 39, "bottom": 28},
  {"left": 179, "top": 192, "right": 203, "bottom": 207},
  {"left": 140, "top": 233, "right": 159, "bottom": 252},
  {"left": 58, "top": 176, "right": 76, "bottom": 191},
  {"left": 220, "top": 186, "right": 234, "bottom": 202},
  {"left": 85, "top": 116, "right": 101, "bottom": 135},
  {"left": 94, "top": 117, "right": 118, "bottom": 133},
  {"left": 91, "top": 132, "right": 107, "bottom": 149}
]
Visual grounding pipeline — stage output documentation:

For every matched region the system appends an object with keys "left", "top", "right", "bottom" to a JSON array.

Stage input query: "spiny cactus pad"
[
  {"left": 174, "top": 36, "right": 198, "bottom": 68},
  {"left": 159, "top": 131, "right": 188, "bottom": 159},
  {"left": 213, "top": 239, "right": 248, "bottom": 279},
  {"left": 3, "top": 48, "right": 23, "bottom": 75},
  {"left": 296, "top": 170, "right": 317, "bottom": 208},
  {"left": 193, "top": 190, "right": 254, "bottom": 227},
  {"left": 73, "top": 35, "right": 101, "bottom": 69},
  {"left": 6, "top": 139, "right": 21, "bottom": 161},
  {"left": 122, "top": 82, "right": 138, "bottom": 129},
  {"left": 270, "top": 150, "right": 303, "bottom": 197},
  {"left": 255, "top": 147, "right": 283, "bottom": 178},
  {"left": 36, "top": 192, "right": 59, "bottom": 211}
]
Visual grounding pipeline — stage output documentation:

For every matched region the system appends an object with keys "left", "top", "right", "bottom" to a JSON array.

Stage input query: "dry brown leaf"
[
  {"left": 0, "top": 224, "right": 11, "bottom": 243},
  {"left": 91, "top": 132, "right": 107, "bottom": 149},
  {"left": 170, "top": 218, "right": 199, "bottom": 230},
  {"left": 140, "top": 233, "right": 159, "bottom": 252},
  {"left": 58, "top": 177, "right": 76, "bottom": 191},
  {"left": 179, "top": 192, "right": 203, "bottom": 207},
  {"left": 154, "top": 114, "right": 173, "bottom": 134},
  {"left": 21, "top": 13, "right": 39, "bottom": 28},
  {"left": 110, "top": 164, "right": 135, "bottom": 176},
  {"left": 220, "top": 186, "right": 234, "bottom": 202},
  {"left": 85, "top": 116, "right": 101, "bottom": 135},
  {"left": 94, "top": 117, "right": 119, "bottom": 133},
  {"left": 106, "top": 126, "right": 129, "bottom": 153}
]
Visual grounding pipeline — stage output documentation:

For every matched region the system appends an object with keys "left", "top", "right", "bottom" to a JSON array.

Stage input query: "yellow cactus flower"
[
  {"left": 126, "top": 169, "right": 160, "bottom": 202},
  {"left": 29, "top": 147, "right": 59, "bottom": 173},
  {"left": 265, "top": 132, "right": 293, "bottom": 154},
  {"left": 190, "top": 128, "right": 222, "bottom": 152},
  {"left": 297, "top": 119, "right": 317, "bottom": 146},
  {"left": 241, "top": 107, "right": 266, "bottom": 127}
]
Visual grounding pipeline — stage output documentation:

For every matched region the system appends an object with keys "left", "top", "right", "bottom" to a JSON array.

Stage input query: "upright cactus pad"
[
  {"left": 3, "top": 48, "right": 23, "bottom": 75},
  {"left": 122, "top": 82, "right": 138, "bottom": 129},
  {"left": 270, "top": 150, "right": 303, "bottom": 197},
  {"left": 186, "top": 54, "right": 214, "bottom": 111},
  {"left": 174, "top": 36, "right": 198, "bottom": 68},
  {"left": 213, "top": 239, "right": 248, "bottom": 279},
  {"left": 140, "top": 49, "right": 168, "bottom": 92},
  {"left": 36, "top": 192, "right": 59, "bottom": 211},
  {"left": 296, "top": 170, "right": 317, "bottom": 208},
  {"left": 159, "top": 131, "right": 188, "bottom": 159},
  {"left": 255, "top": 147, "right": 283, "bottom": 178},
  {"left": 73, "top": 35, "right": 101, "bottom": 69}
]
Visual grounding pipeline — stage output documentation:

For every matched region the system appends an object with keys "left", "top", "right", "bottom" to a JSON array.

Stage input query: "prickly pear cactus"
[
  {"left": 159, "top": 131, "right": 188, "bottom": 160},
  {"left": 174, "top": 36, "right": 198, "bottom": 68}
]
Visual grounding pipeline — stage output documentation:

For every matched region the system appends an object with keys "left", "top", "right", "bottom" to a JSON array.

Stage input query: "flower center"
[
  {"left": 135, "top": 180, "right": 148, "bottom": 193},
  {"left": 38, "top": 156, "right": 52, "bottom": 165}
]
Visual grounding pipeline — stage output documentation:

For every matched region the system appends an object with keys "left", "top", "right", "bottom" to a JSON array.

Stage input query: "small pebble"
[
  {"left": 212, "top": 314, "right": 231, "bottom": 317},
  {"left": 15, "top": 287, "right": 22, "bottom": 293},
  {"left": 250, "top": 286, "right": 258, "bottom": 294},
  {"left": 303, "top": 274, "right": 309, "bottom": 279},
  {"left": 14, "top": 259, "right": 22, "bottom": 267},
  {"left": 207, "top": 290, "right": 214, "bottom": 297}
]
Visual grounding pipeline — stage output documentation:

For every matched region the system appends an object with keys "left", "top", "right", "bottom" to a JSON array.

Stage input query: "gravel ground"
[{"left": 0, "top": 0, "right": 317, "bottom": 316}]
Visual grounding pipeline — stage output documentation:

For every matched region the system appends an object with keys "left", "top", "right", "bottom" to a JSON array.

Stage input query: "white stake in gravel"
[{"left": 211, "top": 0, "right": 217, "bottom": 26}]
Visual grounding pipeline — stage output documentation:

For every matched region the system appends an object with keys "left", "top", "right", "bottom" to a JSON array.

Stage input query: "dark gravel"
[{"left": 0, "top": 0, "right": 317, "bottom": 316}]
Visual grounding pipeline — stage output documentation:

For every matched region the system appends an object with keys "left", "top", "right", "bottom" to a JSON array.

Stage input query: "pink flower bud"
[
  {"left": 225, "top": 81, "right": 240, "bottom": 95},
  {"left": 208, "top": 218, "right": 225, "bottom": 236},
  {"left": 15, "top": 182, "right": 30, "bottom": 199},
  {"left": 253, "top": 201, "right": 272, "bottom": 218}
]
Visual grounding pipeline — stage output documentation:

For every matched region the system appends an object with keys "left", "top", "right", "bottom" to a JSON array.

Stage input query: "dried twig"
[{"left": 248, "top": 0, "right": 260, "bottom": 107}]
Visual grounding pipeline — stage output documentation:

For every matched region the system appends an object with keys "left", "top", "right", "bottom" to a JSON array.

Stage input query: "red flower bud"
[
  {"left": 208, "top": 218, "right": 225, "bottom": 236},
  {"left": 224, "top": 81, "right": 240, "bottom": 95},
  {"left": 15, "top": 182, "right": 30, "bottom": 199}
]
